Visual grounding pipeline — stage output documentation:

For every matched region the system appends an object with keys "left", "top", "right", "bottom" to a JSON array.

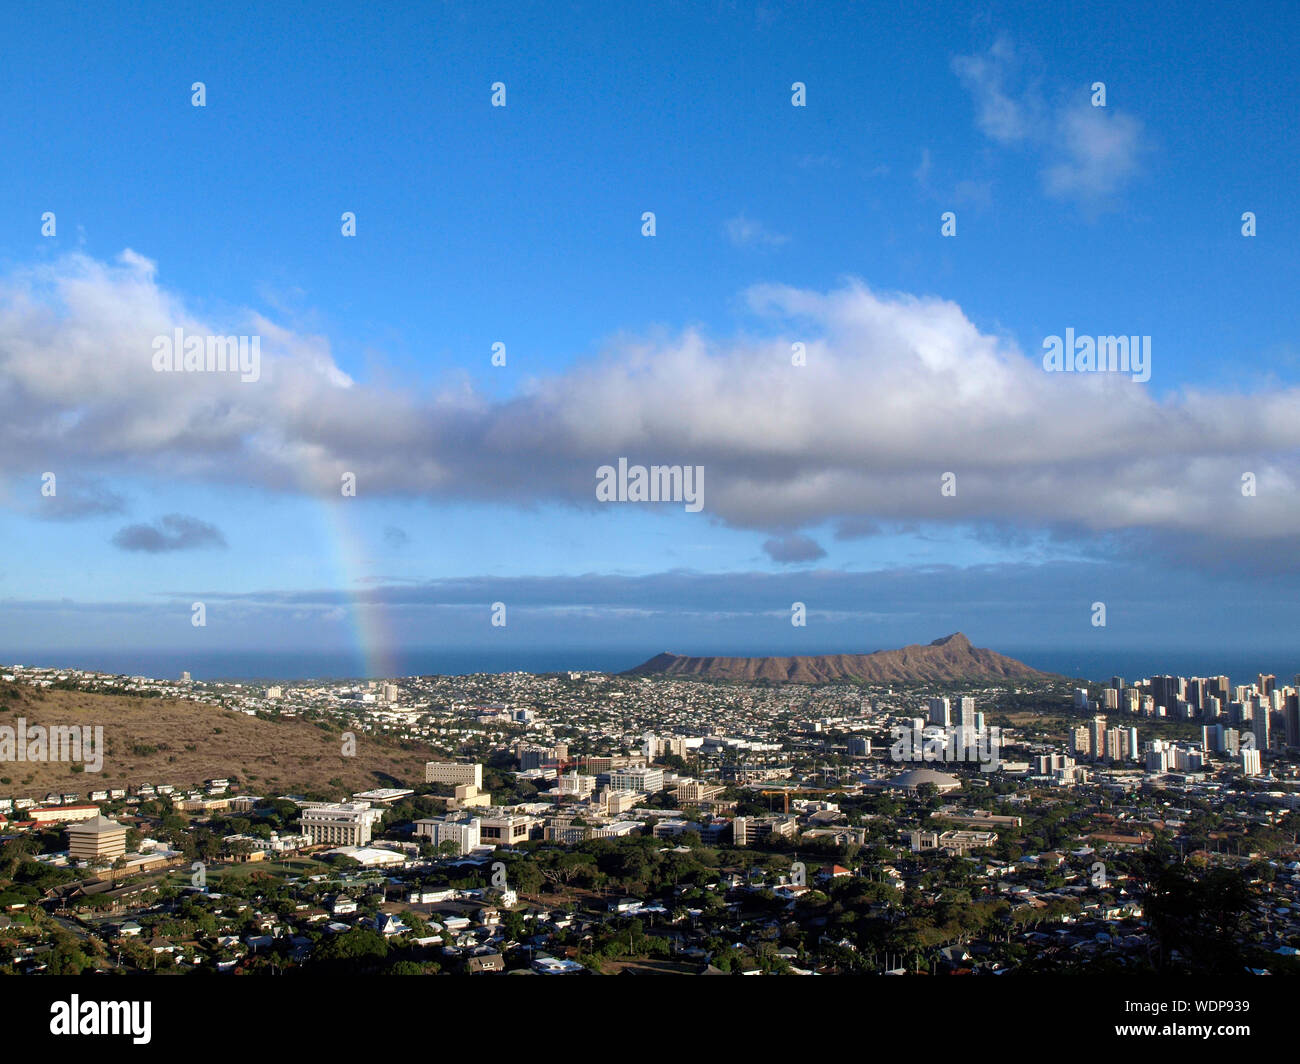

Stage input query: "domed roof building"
[{"left": 884, "top": 767, "right": 961, "bottom": 795}]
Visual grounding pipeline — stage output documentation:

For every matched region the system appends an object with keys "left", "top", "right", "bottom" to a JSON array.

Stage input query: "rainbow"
[{"left": 318, "top": 498, "right": 399, "bottom": 681}]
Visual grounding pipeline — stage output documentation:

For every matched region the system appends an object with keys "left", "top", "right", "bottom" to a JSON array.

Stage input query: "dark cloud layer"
[
  {"left": 762, "top": 533, "right": 827, "bottom": 563},
  {"left": 112, "top": 514, "right": 227, "bottom": 553}
]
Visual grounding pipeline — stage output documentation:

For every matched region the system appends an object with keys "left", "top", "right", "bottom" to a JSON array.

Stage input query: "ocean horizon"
[{"left": 5, "top": 646, "right": 1296, "bottom": 689}]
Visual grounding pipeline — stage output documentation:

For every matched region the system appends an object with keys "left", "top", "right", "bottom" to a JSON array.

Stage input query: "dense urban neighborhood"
[{"left": 2, "top": 662, "right": 1298, "bottom": 976}]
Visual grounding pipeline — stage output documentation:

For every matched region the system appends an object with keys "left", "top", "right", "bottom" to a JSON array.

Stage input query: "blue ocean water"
[
  {"left": 7, "top": 645, "right": 1297, "bottom": 687},
  {"left": 4, "top": 647, "right": 647, "bottom": 683}
]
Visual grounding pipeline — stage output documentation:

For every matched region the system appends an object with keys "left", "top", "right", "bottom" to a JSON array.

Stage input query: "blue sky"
[{"left": 1, "top": 1, "right": 1298, "bottom": 676}]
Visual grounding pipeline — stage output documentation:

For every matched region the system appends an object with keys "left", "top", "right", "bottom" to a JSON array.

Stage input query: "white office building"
[
  {"left": 300, "top": 802, "right": 383, "bottom": 847},
  {"left": 608, "top": 766, "right": 664, "bottom": 793}
]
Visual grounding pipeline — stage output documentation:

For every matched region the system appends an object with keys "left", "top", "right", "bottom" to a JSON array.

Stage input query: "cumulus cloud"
[
  {"left": 112, "top": 513, "right": 227, "bottom": 553},
  {"left": 2, "top": 252, "right": 1299, "bottom": 571}
]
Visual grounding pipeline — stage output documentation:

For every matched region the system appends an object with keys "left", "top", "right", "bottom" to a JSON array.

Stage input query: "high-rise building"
[
  {"left": 1071, "top": 726, "right": 1091, "bottom": 757},
  {"left": 1253, "top": 701, "right": 1271, "bottom": 752},
  {"left": 1241, "top": 748, "right": 1262, "bottom": 776},
  {"left": 928, "top": 697, "right": 951, "bottom": 727},
  {"left": 1151, "top": 675, "right": 1185, "bottom": 715},
  {"left": 1111, "top": 676, "right": 1125, "bottom": 691},
  {"left": 1105, "top": 728, "right": 1123, "bottom": 762},
  {"left": 1089, "top": 716, "right": 1107, "bottom": 762},
  {"left": 1285, "top": 692, "right": 1300, "bottom": 747},
  {"left": 1259, "top": 674, "right": 1276, "bottom": 698}
]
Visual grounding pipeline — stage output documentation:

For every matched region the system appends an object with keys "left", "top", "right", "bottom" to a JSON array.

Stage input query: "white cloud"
[
  {"left": 1043, "top": 104, "right": 1143, "bottom": 202},
  {"left": 951, "top": 35, "right": 1036, "bottom": 144},
  {"left": 725, "top": 214, "right": 789, "bottom": 248},
  {"left": 953, "top": 36, "right": 1144, "bottom": 204},
  {"left": 1, "top": 252, "right": 1297, "bottom": 567}
]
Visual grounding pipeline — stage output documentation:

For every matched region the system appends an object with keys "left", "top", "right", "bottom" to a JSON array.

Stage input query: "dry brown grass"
[{"left": 0, "top": 685, "right": 432, "bottom": 799}]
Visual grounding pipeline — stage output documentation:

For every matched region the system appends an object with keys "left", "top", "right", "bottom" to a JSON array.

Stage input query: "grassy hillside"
[{"left": 0, "top": 684, "right": 431, "bottom": 799}]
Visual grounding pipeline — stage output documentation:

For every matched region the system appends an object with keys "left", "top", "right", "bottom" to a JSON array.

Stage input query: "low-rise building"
[
  {"left": 478, "top": 814, "right": 535, "bottom": 846},
  {"left": 300, "top": 802, "right": 382, "bottom": 847},
  {"left": 909, "top": 829, "right": 998, "bottom": 856},
  {"left": 732, "top": 815, "right": 797, "bottom": 846},
  {"left": 424, "top": 762, "right": 483, "bottom": 788},
  {"left": 414, "top": 816, "right": 482, "bottom": 855}
]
